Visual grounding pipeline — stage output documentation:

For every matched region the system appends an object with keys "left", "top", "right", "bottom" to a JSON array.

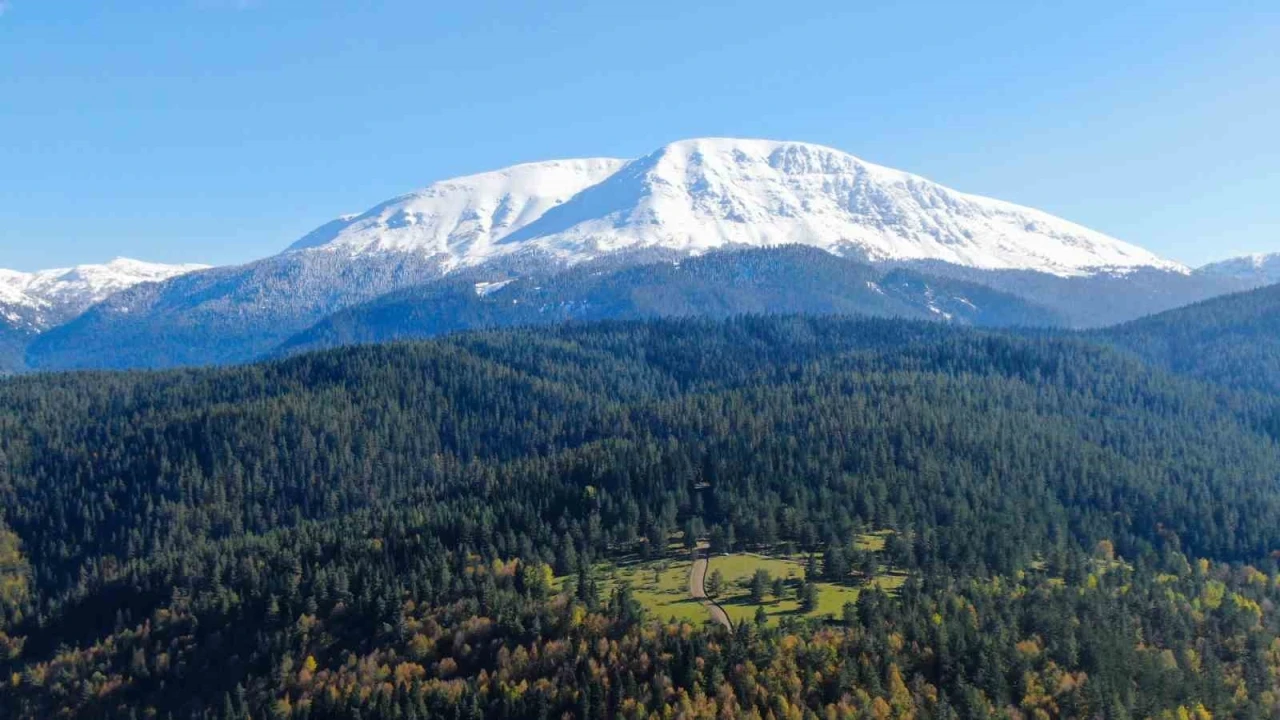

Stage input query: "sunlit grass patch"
[
  {"left": 707, "top": 552, "right": 904, "bottom": 627},
  {"left": 557, "top": 556, "right": 710, "bottom": 625}
]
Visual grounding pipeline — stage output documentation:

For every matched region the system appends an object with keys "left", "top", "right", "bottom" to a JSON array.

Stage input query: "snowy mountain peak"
[
  {"left": 288, "top": 138, "right": 1183, "bottom": 278},
  {"left": 1198, "top": 253, "right": 1280, "bottom": 287},
  {"left": 0, "top": 258, "right": 208, "bottom": 328},
  {"left": 287, "top": 158, "right": 628, "bottom": 257}
]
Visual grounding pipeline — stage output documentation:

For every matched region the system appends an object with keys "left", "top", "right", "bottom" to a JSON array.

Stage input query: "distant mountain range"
[
  {"left": 1197, "top": 253, "right": 1280, "bottom": 287},
  {"left": 0, "top": 258, "right": 206, "bottom": 374},
  {"left": 0, "top": 257, "right": 205, "bottom": 330},
  {"left": 1, "top": 138, "right": 1274, "bottom": 373}
]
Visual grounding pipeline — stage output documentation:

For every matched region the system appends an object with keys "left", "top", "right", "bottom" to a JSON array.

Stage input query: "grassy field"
[
  {"left": 557, "top": 556, "right": 710, "bottom": 625},
  {"left": 554, "top": 531, "right": 905, "bottom": 628},
  {"left": 707, "top": 551, "right": 905, "bottom": 627},
  {"left": 610, "top": 559, "right": 708, "bottom": 624},
  {"left": 856, "top": 530, "right": 891, "bottom": 552}
]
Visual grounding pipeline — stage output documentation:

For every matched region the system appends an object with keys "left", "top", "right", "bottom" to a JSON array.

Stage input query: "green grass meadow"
[{"left": 557, "top": 531, "right": 905, "bottom": 628}]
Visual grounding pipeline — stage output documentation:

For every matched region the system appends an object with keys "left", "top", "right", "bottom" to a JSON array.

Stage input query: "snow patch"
[
  {"left": 0, "top": 258, "right": 207, "bottom": 329},
  {"left": 474, "top": 280, "right": 514, "bottom": 297}
]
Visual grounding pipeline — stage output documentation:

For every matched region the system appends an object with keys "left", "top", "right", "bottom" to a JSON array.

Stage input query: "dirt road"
[{"left": 689, "top": 544, "right": 731, "bottom": 629}]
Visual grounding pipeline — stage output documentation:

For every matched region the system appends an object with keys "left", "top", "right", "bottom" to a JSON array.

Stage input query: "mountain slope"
[
  {"left": 277, "top": 246, "right": 1066, "bottom": 356},
  {"left": 1102, "top": 281, "right": 1280, "bottom": 394},
  {"left": 900, "top": 260, "right": 1250, "bottom": 328},
  {"left": 1198, "top": 252, "right": 1280, "bottom": 287},
  {"left": 0, "top": 258, "right": 206, "bottom": 330},
  {"left": 25, "top": 252, "right": 450, "bottom": 370},
  {"left": 287, "top": 157, "right": 627, "bottom": 257},
  {"left": 0, "top": 323, "right": 30, "bottom": 374},
  {"left": 298, "top": 138, "right": 1183, "bottom": 278}
]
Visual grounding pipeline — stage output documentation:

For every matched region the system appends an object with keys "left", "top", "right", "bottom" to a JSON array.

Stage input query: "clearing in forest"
[
  {"left": 705, "top": 551, "right": 905, "bottom": 627},
  {"left": 560, "top": 531, "right": 905, "bottom": 628}
]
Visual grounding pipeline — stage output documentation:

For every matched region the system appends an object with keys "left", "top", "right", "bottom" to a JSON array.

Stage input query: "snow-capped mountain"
[
  {"left": 0, "top": 258, "right": 207, "bottom": 329},
  {"left": 288, "top": 158, "right": 628, "bottom": 256},
  {"left": 295, "top": 138, "right": 1184, "bottom": 278},
  {"left": 24, "top": 138, "right": 1213, "bottom": 371},
  {"left": 1198, "top": 253, "right": 1280, "bottom": 287}
]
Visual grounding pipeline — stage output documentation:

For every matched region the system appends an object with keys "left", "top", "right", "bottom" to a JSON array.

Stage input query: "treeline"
[{"left": 2, "top": 315, "right": 1280, "bottom": 717}]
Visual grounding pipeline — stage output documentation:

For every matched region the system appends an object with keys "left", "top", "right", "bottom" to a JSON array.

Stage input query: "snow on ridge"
[
  {"left": 0, "top": 257, "right": 208, "bottom": 328},
  {"left": 1199, "top": 252, "right": 1280, "bottom": 284},
  {"left": 23, "top": 257, "right": 210, "bottom": 305},
  {"left": 287, "top": 158, "right": 629, "bottom": 259},
  {"left": 285, "top": 138, "right": 1184, "bottom": 278}
]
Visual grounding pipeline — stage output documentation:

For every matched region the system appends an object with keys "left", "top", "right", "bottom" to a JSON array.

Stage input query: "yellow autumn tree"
[
  {"left": 886, "top": 663, "right": 914, "bottom": 719},
  {"left": 1094, "top": 539, "right": 1116, "bottom": 563},
  {"left": 1020, "top": 671, "right": 1057, "bottom": 719}
]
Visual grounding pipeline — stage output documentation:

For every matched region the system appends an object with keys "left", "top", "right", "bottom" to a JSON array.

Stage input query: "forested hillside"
[
  {"left": 4, "top": 316, "right": 1280, "bottom": 718},
  {"left": 899, "top": 262, "right": 1246, "bottom": 329},
  {"left": 1103, "top": 281, "right": 1280, "bottom": 395},
  {"left": 0, "top": 324, "right": 28, "bottom": 375},
  {"left": 279, "top": 246, "right": 1065, "bottom": 357}
]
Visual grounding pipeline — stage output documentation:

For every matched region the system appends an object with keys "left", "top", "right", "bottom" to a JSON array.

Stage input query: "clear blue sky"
[{"left": 1, "top": 0, "right": 1276, "bottom": 271}]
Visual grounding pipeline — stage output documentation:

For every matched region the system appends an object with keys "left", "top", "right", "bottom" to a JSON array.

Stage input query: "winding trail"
[{"left": 690, "top": 542, "right": 732, "bottom": 629}]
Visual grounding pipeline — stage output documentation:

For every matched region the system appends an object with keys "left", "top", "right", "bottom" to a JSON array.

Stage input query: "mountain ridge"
[
  {"left": 285, "top": 157, "right": 628, "bottom": 257},
  {"left": 0, "top": 257, "right": 207, "bottom": 330},
  {"left": 1198, "top": 252, "right": 1280, "bottom": 287},
  {"left": 286, "top": 138, "right": 1186, "bottom": 278}
]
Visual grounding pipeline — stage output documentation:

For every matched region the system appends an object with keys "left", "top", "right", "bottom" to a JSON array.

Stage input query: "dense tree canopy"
[
  {"left": 1102, "top": 281, "right": 1280, "bottom": 395},
  {"left": 2, "top": 315, "right": 1280, "bottom": 718}
]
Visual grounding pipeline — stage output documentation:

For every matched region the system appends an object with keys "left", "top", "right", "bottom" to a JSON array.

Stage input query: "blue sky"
[{"left": 0, "top": 0, "right": 1276, "bottom": 271}]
